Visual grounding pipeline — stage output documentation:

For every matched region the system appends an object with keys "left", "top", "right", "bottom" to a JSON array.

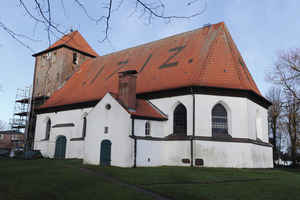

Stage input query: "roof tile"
[{"left": 38, "top": 22, "right": 263, "bottom": 110}]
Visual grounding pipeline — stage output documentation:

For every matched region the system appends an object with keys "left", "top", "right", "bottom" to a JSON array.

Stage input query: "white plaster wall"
[
  {"left": 34, "top": 108, "right": 91, "bottom": 158},
  {"left": 136, "top": 140, "right": 165, "bottom": 166},
  {"left": 252, "top": 144, "right": 273, "bottom": 168},
  {"left": 151, "top": 94, "right": 251, "bottom": 138},
  {"left": 134, "top": 119, "right": 165, "bottom": 138},
  {"left": 194, "top": 140, "right": 253, "bottom": 168},
  {"left": 194, "top": 94, "right": 248, "bottom": 138},
  {"left": 193, "top": 140, "right": 273, "bottom": 168},
  {"left": 165, "top": 141, "right": 191, "bottom": 166},
  {"left": 150, "top": 95, "right": 193, "bottom": 136},
  {"left": 246, "top": 99, "right": 269, "bottom": 142},
  {"left": 83, "top": 93, "right": 134, "bottom": 167}
]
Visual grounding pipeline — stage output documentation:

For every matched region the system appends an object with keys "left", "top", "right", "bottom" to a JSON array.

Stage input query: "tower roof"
[
  {"left": 37, "top": 22, "right": 271, "bottom": 112},
  {"left": 33, "top": 31, "right": 99, "bottom": 57}
]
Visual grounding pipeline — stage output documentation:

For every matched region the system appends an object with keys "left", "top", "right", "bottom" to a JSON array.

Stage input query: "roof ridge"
[
  {"left": 223, "top": 24, "right": 261, "bottom": 93},
  {"left": 223, "top": 24, "right": 243, "bottom": 84},
  {"left": 195, "top": 23, "right": 223, "bottom": 85}
]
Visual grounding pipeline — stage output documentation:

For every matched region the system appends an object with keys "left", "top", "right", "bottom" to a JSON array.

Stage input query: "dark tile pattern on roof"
[{"left": 38, "top": 22, "right": 263, "bottom": 110}]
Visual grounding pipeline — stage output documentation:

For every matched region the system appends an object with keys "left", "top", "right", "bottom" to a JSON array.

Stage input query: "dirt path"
[{"left": 60, "top": 164, "right": 172, "bottom": 200}]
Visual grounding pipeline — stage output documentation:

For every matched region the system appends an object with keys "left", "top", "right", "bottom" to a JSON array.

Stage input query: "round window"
[{"left": 105, "top": 104, "right": 111, "bottom": 110}]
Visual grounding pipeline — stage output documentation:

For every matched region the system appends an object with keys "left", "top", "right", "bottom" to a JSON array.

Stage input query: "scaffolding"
[{"left": 9, "top": 86, "right": 32, "bottom": 151}]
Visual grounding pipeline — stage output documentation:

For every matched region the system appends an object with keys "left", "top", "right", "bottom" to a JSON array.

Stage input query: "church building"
[{"left": 33, "top": 22, "right": 273, "bottom": 168}]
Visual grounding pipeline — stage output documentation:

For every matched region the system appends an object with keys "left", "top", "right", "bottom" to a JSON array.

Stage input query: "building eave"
[{"left": 32, "top": 44, "right": 98, "bottom": 58}]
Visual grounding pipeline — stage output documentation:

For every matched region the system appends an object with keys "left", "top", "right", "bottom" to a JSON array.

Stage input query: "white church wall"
[
  {"left": 34, "top": 108, "right": 91, "bottom": 158},
  {"left": 151, "top": 94, "right": 251, "bottom": 139},
  {"left": 134, "top": 119, "right": 166, "bottom": 138},
  {"left": 193, "top": 140, "right": 273, "bottom": 168},
  {"left": 246, "top": 99, "right": 269, "bottom": 142},
  {"left": 83, "top": 93, "right": 134, "bottom": 167},
  {"left": 165, "top": 141, "right": 191, "bottom": 166},
  {"left": 194, "top": 94, "right": 248, "bottom": 138},
  {"left": 194, "top": 140, "right": 252, "bottom": 168},
  {"left": 134, "top": 119, "right": 166, "bottom": 166},
  {"left": 136, "top": 140, "right": 165, "bottom": 166},
  {"left": 251, "top": 144, "right": 273, "bottom": 168},
  {"left": 150, "top": 95, "right": 193, "bottom": 136}
]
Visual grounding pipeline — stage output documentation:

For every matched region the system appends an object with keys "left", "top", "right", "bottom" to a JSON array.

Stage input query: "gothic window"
[
  {"left": 145, "top": 122, "right": 151, "bottom": 136},
  {"left": 212, "top": 104, "right": 228, "bottom": 134},
  {"left": 82, "top": 117, "right": 87, "bottom": 138},
  {"left": 173, "top": 104, "right": 187, "bottom": 134},
  {"left": 45, "top": 119, "right": 51, "bottom": 140}
]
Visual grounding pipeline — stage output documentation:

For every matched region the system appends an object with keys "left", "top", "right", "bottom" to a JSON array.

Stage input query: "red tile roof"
[
  {"left": 38, "top": 22, "right": 265, "bottom": 110},
  {"left": 110, "top": 93, "right": 167, "bottom": 120},
  {"left": 33, "top": 31, "right": 99, "bottom": 57}
]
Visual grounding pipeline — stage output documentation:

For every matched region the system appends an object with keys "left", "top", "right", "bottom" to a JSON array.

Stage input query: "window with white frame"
[
  {"left": 0, "top": 134, "right": 3, "bottom": 139},
  {"left": 145, "top": 122, "right": 151, "bottom": 136},
  {"left": 11, "top": 135, "right": 18, "bottom": 140}
]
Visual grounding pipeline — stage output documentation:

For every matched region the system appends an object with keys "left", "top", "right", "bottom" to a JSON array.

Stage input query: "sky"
[{"left": 1, "top": 0, "right": 300, "bottom": 126}]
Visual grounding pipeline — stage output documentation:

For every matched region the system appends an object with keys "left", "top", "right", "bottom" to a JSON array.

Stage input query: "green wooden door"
[
  {"left": 54, "top": 136, "right": 66, "bottom": 158},
  {"left": 100, "top": 140, "right": 111, "bottom": 165}
]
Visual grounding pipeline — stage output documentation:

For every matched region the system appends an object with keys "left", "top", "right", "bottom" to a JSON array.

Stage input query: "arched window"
[
  {"left": 173, "top": 104, "right": 187, "bottom": 134},
  {"left": 82, "top": 117, "right": 87, "bottom": 138},
  {"left": 45, "top": 119, "right": 51, "bottom": 140},
  {"left": 212, "top": 104, "right": 228, "bottom": 134},
  {"left": 145, "top": 122, "right": 151, "bottom": 136},
  {"left": 73, "top": 53, "right": 78, "bottom": 64}
]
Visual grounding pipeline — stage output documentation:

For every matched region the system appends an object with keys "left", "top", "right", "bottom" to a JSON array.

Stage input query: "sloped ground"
[{"left": 0, "top": 158, "right": 299, "bottom": 200}]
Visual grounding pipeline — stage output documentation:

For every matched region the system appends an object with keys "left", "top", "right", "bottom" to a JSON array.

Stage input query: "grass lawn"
[{"left": 0, "top": 158, "right": 300, "bottom": 200}]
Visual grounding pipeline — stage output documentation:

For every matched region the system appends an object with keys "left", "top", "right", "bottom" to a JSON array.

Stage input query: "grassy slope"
[{"left": 1, "top": 158, "right": 300, "bottom": 200}]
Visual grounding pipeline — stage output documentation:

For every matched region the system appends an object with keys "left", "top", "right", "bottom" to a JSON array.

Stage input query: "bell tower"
[{"left": 26, "top": 31, "right": 98, "bottom": 149}]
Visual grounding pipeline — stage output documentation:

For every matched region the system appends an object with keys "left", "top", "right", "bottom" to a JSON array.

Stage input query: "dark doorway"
[
  {"left": 54, "top": 136, "right": 66, "bottom": 158},
  {"left": 100, "top": 140, "right": 112, "bottom": 165}
]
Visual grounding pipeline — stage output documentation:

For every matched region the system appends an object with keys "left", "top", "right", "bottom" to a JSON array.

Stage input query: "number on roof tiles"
[
  {"left": 106, "top": 60, "right": 129, "bottom": 80},
  {"left": 91, "top": 65, "right": 105, "bottom": 83},
  {"left": 139, "top": 54, "right": 153, "bottom": 73},
  {"left": 159, "top": 45, "right": 186, "bottom": 69}
]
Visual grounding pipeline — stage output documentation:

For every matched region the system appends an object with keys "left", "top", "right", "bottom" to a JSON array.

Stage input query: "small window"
[
  {"left": 41, "top": 56, "right": 46, "bottom": 66},
  {"left": 45, "top": 119, "right": 51, "bottom": 140},
  {"left": 11, "top": 135, "right": 18, "bottom": 140},
  {"left": 36, "top": 78, "right": 39, "bottom": 86},
  {"left": 145, "top": 122, "right": 151, "bottom": 136},
  {"left": 57, "top": 73, "right": 60, "bottom": 81},
  {"left": 82, "top": 117, "right": 87, "bottom": 138},
  {"left": 105, "top": 104, "right": 111, "bottom": 110},
  {"left": 73, "top": 53, "right": 78, "bottom": 64},
  {"left": 104, "top": 127, "right": 109, "bottom": 134},
  {"left": 0, "top": 134, "right": 3, "bottom": 139},
  {"left": 52, "top": 51, "right": 57, "bottom": 63},
  {"left": 173, "top": 104, "right": 187, "bottom": 134},
  {"left": 212, "top": 104, "right": 228, "bottom": 134}
]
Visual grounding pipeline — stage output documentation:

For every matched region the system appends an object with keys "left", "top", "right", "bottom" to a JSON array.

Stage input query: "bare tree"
[
  {"left": 284, "top": 91, "right": 300, "bottom": 166},
  {"left": 0, "top": 120, "right": 10, "bottom": 131},
  {"left": 266, "top": 86, "right": 283, "bottom": 163},
  {"left": 0, "top": 0, "right": 206, "bottom": 52},
  {"left": 266, "top": 48, "right": 300, "bottom": 101}
]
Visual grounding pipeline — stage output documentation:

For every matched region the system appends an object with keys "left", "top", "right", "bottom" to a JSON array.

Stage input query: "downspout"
[
  {"left": 132, "top": 118, "right": 137, "bottom": 168},
  {"left": 191, "top": 87, "right": 195, "bottom": 167}
]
